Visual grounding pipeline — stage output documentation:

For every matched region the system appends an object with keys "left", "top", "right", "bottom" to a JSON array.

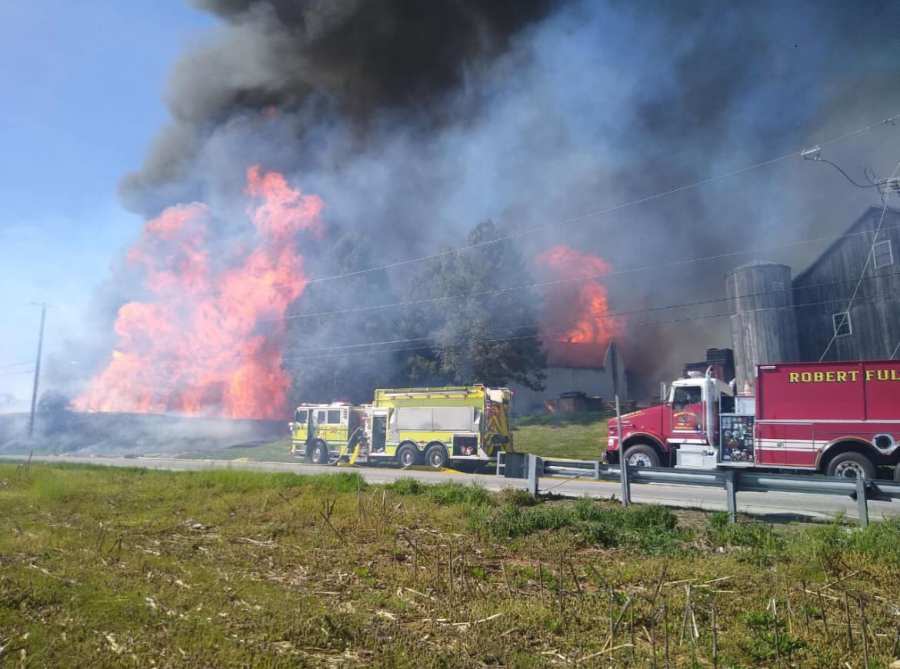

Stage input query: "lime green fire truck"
[
  {"left": 289, "top": 386, "right": 513, "bottom": 468},
  {"left": 289, "top": 403, "right": 367, "bottom": 464}
]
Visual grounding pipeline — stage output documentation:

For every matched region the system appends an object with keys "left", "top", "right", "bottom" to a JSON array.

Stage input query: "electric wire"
[
  {"left": 282, "top": 298, "right": 900, "bottom": 361},
  {"left": 282, "top": 287, "right": 900, "bottom": 362},
  {"left": 279, "top": 221, "right": 900, "bottom": 323},
  {"left": 301, "top": 111, "right": 900, "bottom": 287},
  {"left": 0, "top": 361, "right": 33, "bottom": 371},
  {"left": 812, "top": 158, "right": 881, "bottom": 189},
  {"left": 0, "top": 368, "right": 35, "bottom": 377},
  {"left": 285, "top": 265, "right": 900, "bottom": 356}
]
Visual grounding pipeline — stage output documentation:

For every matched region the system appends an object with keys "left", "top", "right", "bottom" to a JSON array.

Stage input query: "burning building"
[
  {"left": 511, "top": 245, "right": 626, "bottom": 414},
  {"left": 511, "top": 341, "right": 627, "bottom": 415}
]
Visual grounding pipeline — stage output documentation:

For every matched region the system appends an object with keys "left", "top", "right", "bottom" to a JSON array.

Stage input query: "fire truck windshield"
[{"left": 672, "top": 386, "right": 701, "bottom": 411}]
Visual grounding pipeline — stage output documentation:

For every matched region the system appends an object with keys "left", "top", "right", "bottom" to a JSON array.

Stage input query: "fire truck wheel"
[
  {"left": 623, "top": 444, "right": 660, "bottom": 468},
  {"left": 425, "top": 443, "right": 448, "bottom": 469},
  {"left": 397, "top": 444, "right": 419, "bottom": 468},
  {"left": 311, "top": 441, "right": 328, "bottom": 465},
  {"left": 826, "top": 452, "right": 875, "bottom": 480}
]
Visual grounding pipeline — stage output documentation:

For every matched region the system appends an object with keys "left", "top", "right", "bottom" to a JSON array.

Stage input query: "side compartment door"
[
  {"left": 372, "top": 413, "right": 387, "bottom": 453},
  {"left": 313, "top": 409, "right": 325, "bottom": 443}
]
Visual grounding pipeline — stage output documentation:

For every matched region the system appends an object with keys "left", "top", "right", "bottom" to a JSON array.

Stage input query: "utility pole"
[
  {"left": 27, "top": 303, "right": 47, "bottom": 439},
  {"left": 610, "top": 342, "right": 630, "bottom": 506}
]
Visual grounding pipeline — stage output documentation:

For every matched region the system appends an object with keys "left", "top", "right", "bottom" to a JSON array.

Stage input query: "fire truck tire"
[
  {"left": 310, "top": 440, "right": 328, "bottom": 465},
  {"left": 396, "top": 444, "right": 419, "bottom": 468},
  {"left": 826, "top": 452, "right": 875, "bottom": 480},
  {"left": 425, "top": 443, "right": 448, "bottom": 469},
  {"left": 623, "top": 444, "right": 660, "bottom": 468}
]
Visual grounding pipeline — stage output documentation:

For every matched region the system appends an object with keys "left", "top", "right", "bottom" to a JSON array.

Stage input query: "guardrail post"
[
  {"left": 856, "top": 476, "right": 869, "bottom": 528},
  {"left": 527, "top": 454, "right": 541, "bottom": 497},
  {"left": 725, "top": 470, "right": 737, "bottom": 523},
  {"left": 593, "top": 460, "right": 600, "bottom": 481}
]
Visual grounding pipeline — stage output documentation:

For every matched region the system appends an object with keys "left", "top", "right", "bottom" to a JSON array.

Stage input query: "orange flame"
[
  {"left": 73, "top": 166, "right": 323, "bottom": 419},
  {"left": 536, "top": 245, "right": 622, "bottom": 367}
]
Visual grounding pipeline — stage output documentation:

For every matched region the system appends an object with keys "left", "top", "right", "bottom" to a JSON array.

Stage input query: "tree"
[{"left": 399, "top": 220, "right": 546, "bottom": 389}]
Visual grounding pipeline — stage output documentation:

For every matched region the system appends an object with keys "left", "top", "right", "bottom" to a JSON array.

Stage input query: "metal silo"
[{"left": 727, "top": 261, "right": 799, "bottom": 391}]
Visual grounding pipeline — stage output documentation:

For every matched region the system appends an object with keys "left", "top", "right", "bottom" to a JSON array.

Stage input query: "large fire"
[
  {"left": 536, "top": 245, "right": 623, "bottom": 367},
  {"left": 73, "top": 166, "right": 323, "bottom": 419}
]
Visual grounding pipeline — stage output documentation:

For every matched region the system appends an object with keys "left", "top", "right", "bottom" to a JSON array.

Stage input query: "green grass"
[
  {"left": 2, "top": 462, "right": 900, "bottom": 667},
  {"left": 512, "top": 411, "right": 608, "bottom": 460}
]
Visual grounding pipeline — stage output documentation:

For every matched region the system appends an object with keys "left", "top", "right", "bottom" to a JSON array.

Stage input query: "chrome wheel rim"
[
  {"left": 401, "top": 450, "right": 414, "bottom": 466},
  {"left": 627, "top": 453, "right": 653, "bottom": 468},
  {"left": 833, "top": 461, "right": 866, "bottom": 479}
]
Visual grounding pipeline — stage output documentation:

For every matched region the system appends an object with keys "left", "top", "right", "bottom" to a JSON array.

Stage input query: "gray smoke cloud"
[{"left": 92, "top": 0, "right": 900, "bottom": 404}]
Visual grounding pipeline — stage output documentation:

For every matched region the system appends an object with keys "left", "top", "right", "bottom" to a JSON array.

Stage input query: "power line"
[
  {"left": 301, "top": 111, "right": 900, "bottom": 287},
  {"left": 283, "top": 272, "right": 900, "bottom": 360},
  {"left": 807, "top": 157, "right": 881, "bottom": 189},
  {"left": 0, "top": 361, "right": 33, "bottom": 371},
  {"left": 279, "top": 221, "right": 900, "bottom": 323},
  {"left": 280, "top": 293, "right": 900, "bottom": 363},
  {"left": 0, "top": 368, "right": 35, "bottom": 377}
]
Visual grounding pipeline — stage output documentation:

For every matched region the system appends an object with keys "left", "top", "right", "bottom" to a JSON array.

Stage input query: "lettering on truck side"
[{"left": 787, "top": 369, "right": 900, "bottom": 383}]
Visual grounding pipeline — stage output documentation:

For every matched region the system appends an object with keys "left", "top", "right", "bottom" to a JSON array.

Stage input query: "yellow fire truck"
[
  {"left": 290, "top": 385, "right": 513, "bottom": 468},
  {"left": 289, "top": 403, "right": 367, "bottom": 464}
]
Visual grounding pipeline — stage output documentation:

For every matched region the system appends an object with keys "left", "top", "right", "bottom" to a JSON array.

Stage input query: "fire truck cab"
[
  {"left": 605, "top": 370, "right": 734, "bottom": 470},
  {"left": 289, "top": 403, "right": 366, "bottom": 465},
  {"left": 606, "top": 360, "right": 900, "bottom": 480}
]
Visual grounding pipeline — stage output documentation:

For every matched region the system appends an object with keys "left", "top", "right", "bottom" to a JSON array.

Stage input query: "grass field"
[
  {"left": 2, "top": 463, "right": 900, "bottom": 667},
  {"left": 512, "top": 411, "right": 608, "bottom": 461}
]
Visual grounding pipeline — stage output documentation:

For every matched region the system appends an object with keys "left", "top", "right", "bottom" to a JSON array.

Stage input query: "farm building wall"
[
  {"left": 792, "top": 207, "right": 900, "bottom": 362},
  {"left": 511, "top": 343, "right": 627, "bottom": 415}
]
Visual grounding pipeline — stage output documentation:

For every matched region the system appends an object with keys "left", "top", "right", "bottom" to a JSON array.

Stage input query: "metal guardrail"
[{"left": 510, "top": 454, "right": 900, "bottom": 527}]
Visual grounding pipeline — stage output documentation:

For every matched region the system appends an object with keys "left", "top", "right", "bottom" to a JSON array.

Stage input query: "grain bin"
[{"left": 727, "top": 261, "right": 799, "bottom": 391}]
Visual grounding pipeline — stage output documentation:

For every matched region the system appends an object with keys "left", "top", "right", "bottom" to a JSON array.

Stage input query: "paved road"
[{"left": 3, "top": 454, "right": 897, "bottom": 522}]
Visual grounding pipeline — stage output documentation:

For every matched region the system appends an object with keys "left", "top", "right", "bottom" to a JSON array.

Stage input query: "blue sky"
[{"left": 0, "top": 2, "right": 212, "bottom": 407}]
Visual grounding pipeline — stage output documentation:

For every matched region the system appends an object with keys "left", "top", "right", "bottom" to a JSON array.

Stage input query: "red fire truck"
[{"left": 605, "top": 360, "right": 900, "bottom": 480}]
